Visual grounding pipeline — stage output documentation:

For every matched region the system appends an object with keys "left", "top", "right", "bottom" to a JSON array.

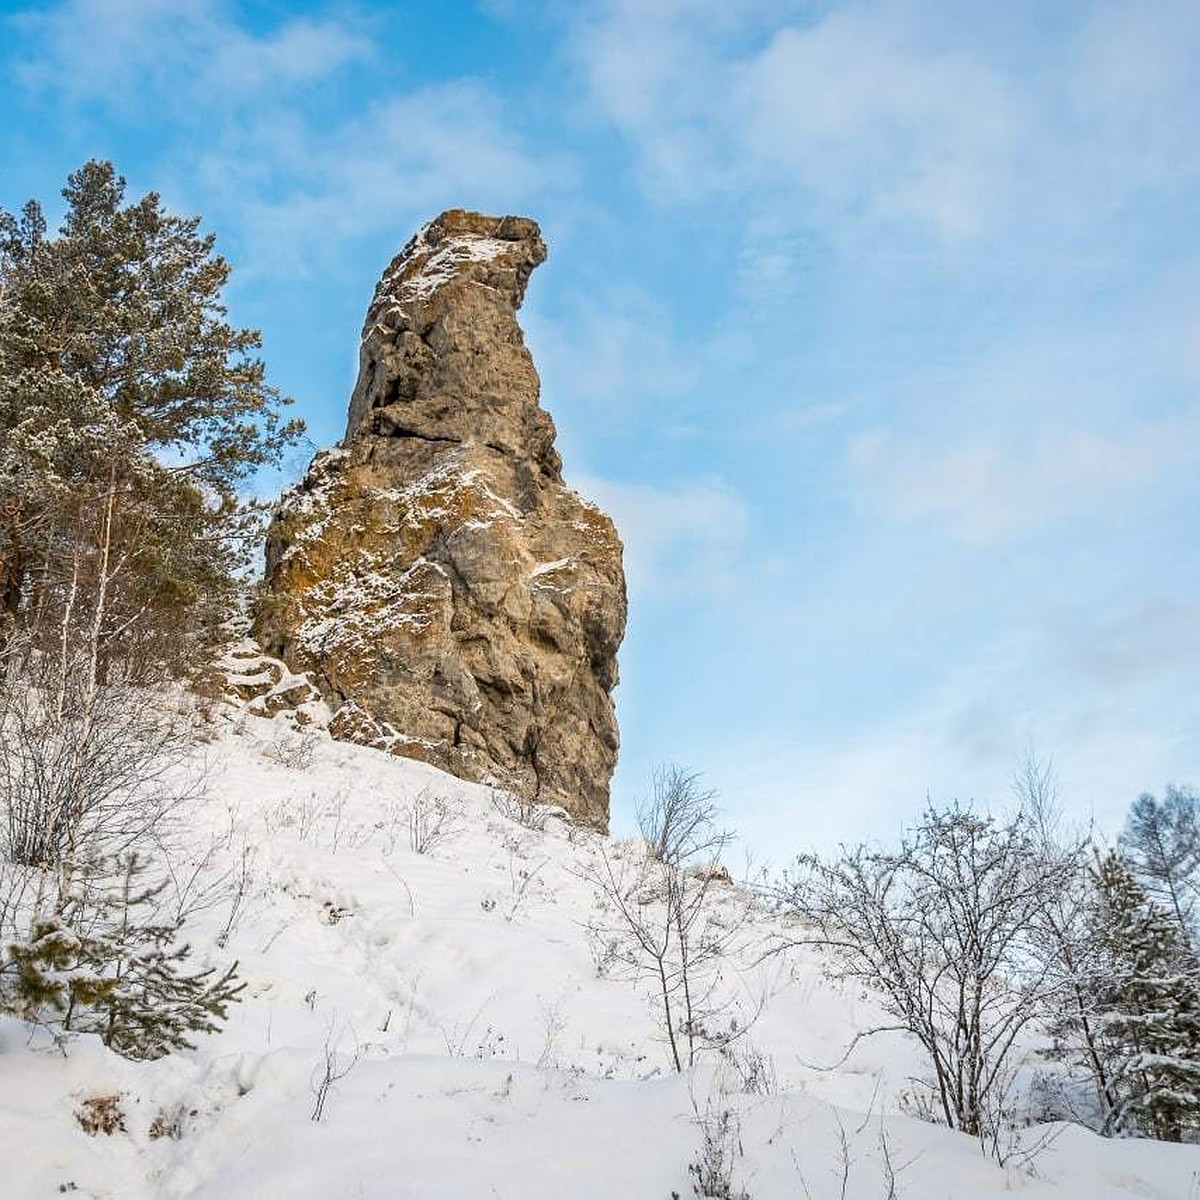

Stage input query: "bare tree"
[
  {"left": 584, "top": 769, "right": 756, "bottom": 1072},
  {"left": 639, "top": 765, "right": 724, "bottom": 865},
  {"left": 780, "top": 801, "right": 1077, "bottom": 1143},
  {"left": 1011, "top": 752, "right": 1116, "bottom": 1128}
]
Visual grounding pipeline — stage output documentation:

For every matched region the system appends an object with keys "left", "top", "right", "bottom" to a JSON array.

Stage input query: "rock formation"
[{"left": 255, "top": 210, "right": 626, "bottom": 827}]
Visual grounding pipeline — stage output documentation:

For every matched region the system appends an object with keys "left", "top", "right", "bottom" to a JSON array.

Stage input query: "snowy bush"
[
  {"left": 74, "top": 1093, "right": 126, "bottom": 1137},
  {"left": 262, "top": 728, "right": 318, "bottom": 772}
]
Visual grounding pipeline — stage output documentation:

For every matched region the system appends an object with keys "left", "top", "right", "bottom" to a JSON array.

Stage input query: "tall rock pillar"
[{"left": 255, "top": 210, "right": 627, "bottom": 827}]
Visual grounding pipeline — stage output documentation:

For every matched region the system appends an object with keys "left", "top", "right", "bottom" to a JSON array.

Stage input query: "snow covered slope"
[{"left": 2, "top": 709, "right": 1197, "bottom": 1198}]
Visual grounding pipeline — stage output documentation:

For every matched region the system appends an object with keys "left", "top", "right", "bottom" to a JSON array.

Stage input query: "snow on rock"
[
  {"left": 217, "top": 639, "right": 328, "bottom": 726},
  {"left": 255, "top": 209, "right": 626, "bottom": 828}
]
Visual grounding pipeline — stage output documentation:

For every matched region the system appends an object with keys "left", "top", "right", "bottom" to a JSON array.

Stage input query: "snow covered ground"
[{"left": 2, "top": 707, "right": 1198, "bottom": 1198}]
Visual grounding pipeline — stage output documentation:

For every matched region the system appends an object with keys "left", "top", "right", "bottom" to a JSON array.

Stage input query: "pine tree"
[
  {"left": 1121, "top": 787, "right": 1200, "bottom": 952},
  {"left": 2, "top": 855, "right": 243, "bottom": 1058},
  {"left": 1088, "top": 851, "right": 1200, "bottom": 1141},
  {"left": 69, "top": 855, "right": 244, "bottom": 1059},
  {"left": 0, "top": 160, "right": 303, "bottom": 676},
  {"left": 0, "top": 165, "right": 259, "bottom": 1061},
  {"left": 5, "top": 918, "right": 112, "bottom": 1019}
]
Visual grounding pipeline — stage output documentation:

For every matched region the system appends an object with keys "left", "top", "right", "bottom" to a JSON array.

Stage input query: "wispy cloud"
[
  {"left": 13, "top": 0, "right": 373, "bottom": 108},
  {"left": 576, "top": 474, "right": 751, "bottom": 597},
  {"left": 196, "top": 82, "right": 561, "bottom": 275},
  {"left": 574, "top": 1, "right": 1017, "bottom": 238},
  {"left": 708, "top": 598, "right": 1200, "bottom": 856},
  {"left": 573, "top": 0, "right": 1200, "bottom": 243},
  {"left": 9, "top": 1, "right": 558, "bottom": 277},
  {"left": 847, "top": 406, "right": 1200, "bottom": 544}
]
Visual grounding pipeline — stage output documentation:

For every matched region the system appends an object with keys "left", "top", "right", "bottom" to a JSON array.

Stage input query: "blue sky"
[{"left": 3, "top": 0, "right": 1198, "bottom": 855}]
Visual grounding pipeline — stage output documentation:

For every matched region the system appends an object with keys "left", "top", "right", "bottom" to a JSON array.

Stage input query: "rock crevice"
[{"left": 255, "top": 209, "right": 627, "bottom": 827}]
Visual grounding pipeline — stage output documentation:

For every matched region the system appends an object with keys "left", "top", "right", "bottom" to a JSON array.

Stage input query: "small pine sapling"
[{"left": 2, "top": 855, "right": 244, "bottom": 1059}]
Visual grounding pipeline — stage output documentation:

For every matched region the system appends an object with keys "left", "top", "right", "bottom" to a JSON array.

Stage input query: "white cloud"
[
  {"left": 707, "top": 602, "right": 1200, "bottom": 857},
  {"left": 10, "top": 1, "right": 557, "bottom": 278},
  {"left": 847, "top": 407, "right": 1200, "bottom": 543},
  {"left": 198, "top": 82, "right": 560, "bottom": 276},
  {"left": 575, "top": 474, "right": 751, "bottom": 597},
  {"left": 728, "top": 11, "right": 1018, "bottom": 239},
  {"left": 1059, "top": 0, "right": 1200, "bottom": 201},
  {"left": 573, "top": 0, "right": 1200, "bottom": 243},
  {"left": 14, "top": 0, "right": 372, "bottom": 107},
  {"left": 575, "top": 1, "right": 1018, "bottom": 239},
  {"left": 526, "top": 289, "right": 700, "bottom": 412}
]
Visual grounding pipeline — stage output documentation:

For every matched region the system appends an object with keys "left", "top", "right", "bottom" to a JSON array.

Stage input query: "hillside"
[{"left": 1, "top": 700, "right": 1196, "bottom": 1199}]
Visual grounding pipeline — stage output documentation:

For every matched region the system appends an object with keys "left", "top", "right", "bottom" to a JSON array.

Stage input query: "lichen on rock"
[{"left": 255, "top": 209, "right": 627, "bottom": 827}]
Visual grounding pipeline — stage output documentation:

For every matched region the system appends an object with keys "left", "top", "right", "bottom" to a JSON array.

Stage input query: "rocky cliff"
[{"left": 255, "top": 210, "right": 626, "bottom": 827}]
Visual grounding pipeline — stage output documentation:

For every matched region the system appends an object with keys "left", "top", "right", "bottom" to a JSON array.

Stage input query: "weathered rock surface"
[{"left": 255, "top": 210, "right": 626, "bottom": 827}]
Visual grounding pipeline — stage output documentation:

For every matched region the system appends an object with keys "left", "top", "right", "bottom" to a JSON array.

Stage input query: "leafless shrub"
[
  {"left": 778, "top": 801, "right": 1078, "bottom": 1148},
  {"left": 473, "top": 1024, "right": 506, "bottom": 1059},
  {"left": 149, "top": 1102, "right": 192, "bottom": 1141},
  {"left": 377, "top": 802, "right": 406, "bottom": 855},
  {"left": 895, "top": 1082, "right": 941, "bottom": 1125},
  {"left": 405, "top": 789, "right": 462, "bottom": 855},
  {"left": 381, "top": 861, "right": 416, "bottom": 918},
  {"left": 585, "top": 923, "right": 623, "bottom": 978},
  {"left": 265, "top": 792, "right": 323, "bottom": 842},
  {"left": 640, "top": 765, "right": 724, "bottom": 865},
  {"left": 327, "top": 789, "right": 366, "bottom": 854},
  {"left": 676, "top": 1093, "right": 750, "bottom": 1200},
  {"left": 262, "top": 726, "right": 317, "bottom": 771},
  {"left": 439, "top": 996, "right": 496, "bottom": 1057},
  {"left": 582, "top": 769, "right": 757, "bottom": 1072},
  {"left": 0, "top": 676, "right": 197, "bottom": 874},
  {"left": 0, "top": 860, "right": 38, "bottom": 944},
  {"left": 505, "top": 853, "right": 549, "bottom": 922},
  {"left": 310, "top": 1025, "right": 360, "bottom": 1123},
  {"left": 792, "top": 1104, "right": 909, "bottom": 1200},
  {"left": 161, "top": 833, "right": 229, "bottom": 928},
  {"left": 490, "top": 785, "right": 548, "bottom": 832},
  {"left": 721, "top": 1041, "right": 778, "bottom": 1096},
  {"left": 878, "top": 1121, "right": 902, "bottom": 1200},
  {"left": 535, "top": 997, "right": 568, "bottom": 1070},
  {"left": 216, "top": 840, "right": 256, "bottom": 948}
]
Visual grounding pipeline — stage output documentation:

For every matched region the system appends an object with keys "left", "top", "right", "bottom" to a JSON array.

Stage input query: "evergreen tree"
[
  {"left": 0, "top": 165, "right": 258, "bottom": 1062},
  {"left": 2, "top": 855, "right": 243, "bottom": 1059},
  {"left": 1121, "top": 787, "right": 1200, "bottom": 951},
  {"left": 5, "top": 917, "right": 112, "bottom": 1019},
  {"left": 1087, "top": 851, "right": 1200, "bottom": 1141},
  {"left": 0, "top": 160, "right": 303, "bottom": 675}
]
